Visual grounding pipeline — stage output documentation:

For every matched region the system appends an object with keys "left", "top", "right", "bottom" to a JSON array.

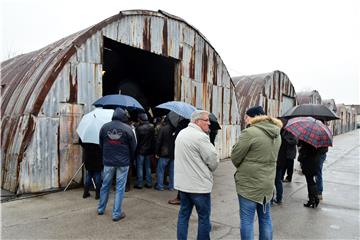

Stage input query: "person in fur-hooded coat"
[{"left": 231, "top": 106, "right": 282, "bottom": 240}]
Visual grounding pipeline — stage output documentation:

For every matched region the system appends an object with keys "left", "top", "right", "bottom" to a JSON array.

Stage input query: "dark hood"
[{"left": 112, "top": 107, "right": 129, "bottom": 123}]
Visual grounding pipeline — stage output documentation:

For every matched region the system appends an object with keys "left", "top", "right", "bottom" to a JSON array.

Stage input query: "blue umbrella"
[
  {"left": 156, "top": 101, "right": 196, "bottom": 119},
  {"left": 93, "top": 94, "right": 144, "bottom": 111}
]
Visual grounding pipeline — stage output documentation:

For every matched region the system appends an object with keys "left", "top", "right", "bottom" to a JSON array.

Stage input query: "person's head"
[
  {"left": 112, "top": 107, "right": 129, "bottom": 123},
  {"left": 245, "top": 105, "right": 265, "bottom": 125},
  {"left": 191, "top": 110, "right": 210, "bottom": 133},
  {"left": 137, "top": 113, "right": 148, "bottom": 123}
]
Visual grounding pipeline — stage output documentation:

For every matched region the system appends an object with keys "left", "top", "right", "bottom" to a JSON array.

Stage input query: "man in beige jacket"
[{"left": 174, "top": 110, "right": 219, "bottom": 240}]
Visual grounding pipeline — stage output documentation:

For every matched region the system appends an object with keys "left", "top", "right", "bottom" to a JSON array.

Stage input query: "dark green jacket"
[{"left": 231, "top": 116, "right": 282, "bottom": 204}]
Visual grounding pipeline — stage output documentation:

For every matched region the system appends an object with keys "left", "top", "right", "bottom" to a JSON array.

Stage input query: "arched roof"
[
  {"left": 1, "top": 10, "right": 225, "bottom": 119},
  {"left": 232, "top": 70, "right": 296, "bottom": 127},
  {"left": 296, "top": 90, "right": 322, "bottom": 104}
]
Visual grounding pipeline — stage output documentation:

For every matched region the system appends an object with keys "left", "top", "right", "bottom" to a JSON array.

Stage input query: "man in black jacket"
[
  {"left": 155, "top": 117, "right": 176, "bottom": 191},
  {"left": 134, "top": 113, "right": 155, "bottom": 189},
  {"left": 97, "top": 107, "right": 136, "bottom": 221}
]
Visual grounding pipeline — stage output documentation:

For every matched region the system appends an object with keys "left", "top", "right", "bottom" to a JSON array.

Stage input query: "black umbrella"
[
  {"left": 281, "top": 104, "right": 340, "bottom": 121},
  {"left": 166, "top": 111, "right": 184, "bottom": 128},
  {"left": 209, "top": 113, "right": 221, "bottom": 130}
]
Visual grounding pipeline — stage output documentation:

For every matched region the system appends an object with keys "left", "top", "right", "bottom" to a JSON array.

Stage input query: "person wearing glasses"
[
  {"left": 231, "top": 106, "right": 282, "bottom": 240},
  {"left": 174, "top": 110, "right": 219, "bottom": 240}
]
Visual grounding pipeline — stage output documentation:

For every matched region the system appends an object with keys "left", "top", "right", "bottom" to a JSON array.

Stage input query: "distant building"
[
  {"left": 232, "top": 70, "right": 296, "bottom": 128},
  {"left": 297, "top": 90, "right": 322, "bottom": 104}
]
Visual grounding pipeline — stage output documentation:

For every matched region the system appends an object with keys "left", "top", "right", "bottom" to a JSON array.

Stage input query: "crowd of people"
[{"left": 80, "top": 105, "right": 329, "bottom": 239}]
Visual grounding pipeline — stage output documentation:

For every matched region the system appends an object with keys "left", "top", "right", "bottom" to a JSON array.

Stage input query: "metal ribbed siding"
[
  {"left": 233, "top": 70, "right": 296, "bottom": 129},
  {"left": 322, "top": 99, "right": 337, "bottom": 135},
  {"left": 297, "top": 90, "right": 322, "bottom": 104},
  {"left": 1, "top": 10, "right": 241, "bottom": 193}
]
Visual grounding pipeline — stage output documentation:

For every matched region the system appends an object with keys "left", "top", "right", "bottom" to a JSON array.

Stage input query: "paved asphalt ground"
[{"left": 1, "top": 129, "right": 359, "bottom": 239}]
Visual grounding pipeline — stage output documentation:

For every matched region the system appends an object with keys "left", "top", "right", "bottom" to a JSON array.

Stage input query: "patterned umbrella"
[
  {"left": 284, "top": 116, "right": 333, "bottom": 148},
  {"left": 156, "top": 101, "right": 196, "bottom": 119}
]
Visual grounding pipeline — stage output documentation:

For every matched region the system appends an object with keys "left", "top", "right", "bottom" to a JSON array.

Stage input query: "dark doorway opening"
[{"left": 102, "top": 37, "right": 178, "bottom": 118}]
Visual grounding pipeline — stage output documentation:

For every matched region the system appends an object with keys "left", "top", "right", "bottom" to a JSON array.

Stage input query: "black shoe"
[
  {"left": 134, "top": 185, "right": 143, "bottom": 189},
  {"left": 83, "top": 192, "right": 90, "bottom": 199},
  {"left": 304, "top": 200, "right": 318, "bottom": 208},
  {"left": 145, "top": 184, "right": 152, "bottom": 189}
]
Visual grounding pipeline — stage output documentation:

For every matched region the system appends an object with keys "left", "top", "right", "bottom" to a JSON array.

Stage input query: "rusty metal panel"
[
  {"left": 18, "top": 117, "right": 59, "bottom": 193},
  {"left": 181, "top": 76, "right": 192, "bottom": 102},
  {"left": 231, "top": 89, "right": 241, "bottom": 125},
  {"left": 234, "top": 71, "right": 296, "bottom": 128},
  {"left": 223, "top": 87, "right": 231, "bottom": 125},
  {"left": 297, "top": 90, "right": 322, "bottom": 104},
  {"left": 167, "top": 19, "right": 180, "bottom": 59},
  {"left": 116, "top": 17, "right": 132, "bottom": 46},
  {"left": 40, "top": 62, "right": 71, "bottom": 118},
  {"left": 103, "top": 21, "right": 119, "bottom": 43},
  {"left": 59, "top": 103, "right": 83, "bottom": 187},
  {"left": 1, "top": 115, "right": 31, "bottom": 192},
  {"left": 150, "top": 16, "right": 164, "bottom": 54},
  {"left": 192, "top": 81, "right": 203, "bottom": 109},
  {"left": 211, "top": 85, "right": 222, "bottom": 124},
  {"left": 77, "top": 62, "right": 103, "bottom": 113},
  {"left": 76, "top": 31, "right": 102, "bottom": 63},
  {"left": 130, "top": 15, "right": 145, "bottom": 49},
  {"left": 194, "top": 34, "right": 205, "bottom": 83}
]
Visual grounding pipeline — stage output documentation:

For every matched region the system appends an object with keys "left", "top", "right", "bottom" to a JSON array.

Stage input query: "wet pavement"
[{"left": 1, "top": 129, "right": 359, "bottom": 239}]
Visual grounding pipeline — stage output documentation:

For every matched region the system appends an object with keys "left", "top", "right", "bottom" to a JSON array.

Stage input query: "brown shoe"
[
  {"left": 168, "top": 198, "right": 180, "bottom": 205},
  {"left": 113, "top": 212, "right": 126, "bottom": 222}
]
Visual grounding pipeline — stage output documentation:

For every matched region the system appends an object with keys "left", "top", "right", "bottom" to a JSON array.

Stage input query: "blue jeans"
[
  {"left": 98, "top": 166, "right": 129, "bottom": 220},
  {"left": 238, "top": 195, "right": 273, "bottom": 240},
  {"left": 136, "top": 155, "right": 152, "bottom": 187},
  {"left": 156, "top": 157, "right": 174, "bottom": 190},
  {"left": 316, "top": 153, "right": 327, "bottom": 194},
  {"left": 274, "top": 168, "right": 283, "bottom": 202},
  {"left": 177, "top": 191, "right": 211, "bottom": 240},
  {"left": 85, "top": 170, "right": 102, "bottom": 191}
]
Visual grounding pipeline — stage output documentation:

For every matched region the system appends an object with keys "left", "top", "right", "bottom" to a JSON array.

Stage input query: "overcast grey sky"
[{"left": 1, "top": 0, "right": 359, "bottom": 104}]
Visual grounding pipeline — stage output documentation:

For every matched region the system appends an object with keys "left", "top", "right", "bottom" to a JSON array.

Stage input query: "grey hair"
[{"left": 191, "top": 110, "right": 209, "bottom": 122}]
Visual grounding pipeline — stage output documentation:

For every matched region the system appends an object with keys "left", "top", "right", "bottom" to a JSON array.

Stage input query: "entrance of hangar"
[{"left": 102, "top": 36, "right": 179, "bottom": 118}]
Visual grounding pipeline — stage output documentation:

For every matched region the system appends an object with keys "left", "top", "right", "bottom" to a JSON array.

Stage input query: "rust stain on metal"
[
  {"left": 33, "top": 47, "right": 77, "bottom": 115},
  {"left": 143, "top": 18, "right": 151, "bottom": 51},
  {"left": 212, "top": 53, "right": 217, "bottom": 85},
  {"left": 179, "top": 45, "right": 183, "bottom": 61},
  {"left": 202, "top": 45, "right": 208, "bottom": 107},
  {"left": 57, "top": 124, "right": 61, "bottom": 187},
  {"left": 202, "top": 45, "right": 208, "bottom": 84},
  {"left": 16, "top": 115, "right": 35, "bottom": 191},
  {"left": 229, "top": 85, "right": 233, "bottom": 123},
  {"left": 189, "top": 43, "right": 195, "bottom": 79},
  {"left": 68, "top": 69, "right": 78, "bottom": 103},
  {"left": 193, "top": 85, "right": 197, "bottom": 107},
  {"left": 162, "top": 19, "right": 168, "bottom": 56}
]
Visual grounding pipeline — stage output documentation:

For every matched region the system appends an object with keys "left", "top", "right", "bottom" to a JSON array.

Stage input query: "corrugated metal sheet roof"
[
  {"left": 296, "top": 90, "right": 322, "bottom": 104},
  {"left": 232, "top": 70, "right": 296, "bottom": 128}
]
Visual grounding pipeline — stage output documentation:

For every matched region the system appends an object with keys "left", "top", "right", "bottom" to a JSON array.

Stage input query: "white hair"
[{"left": 191, "top": 110, "right": 209, "bottom": 122}]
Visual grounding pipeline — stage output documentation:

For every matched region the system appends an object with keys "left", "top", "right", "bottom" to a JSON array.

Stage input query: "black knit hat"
[{"left": 246, "top": 106, "right": 265, "bottom": 117}]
